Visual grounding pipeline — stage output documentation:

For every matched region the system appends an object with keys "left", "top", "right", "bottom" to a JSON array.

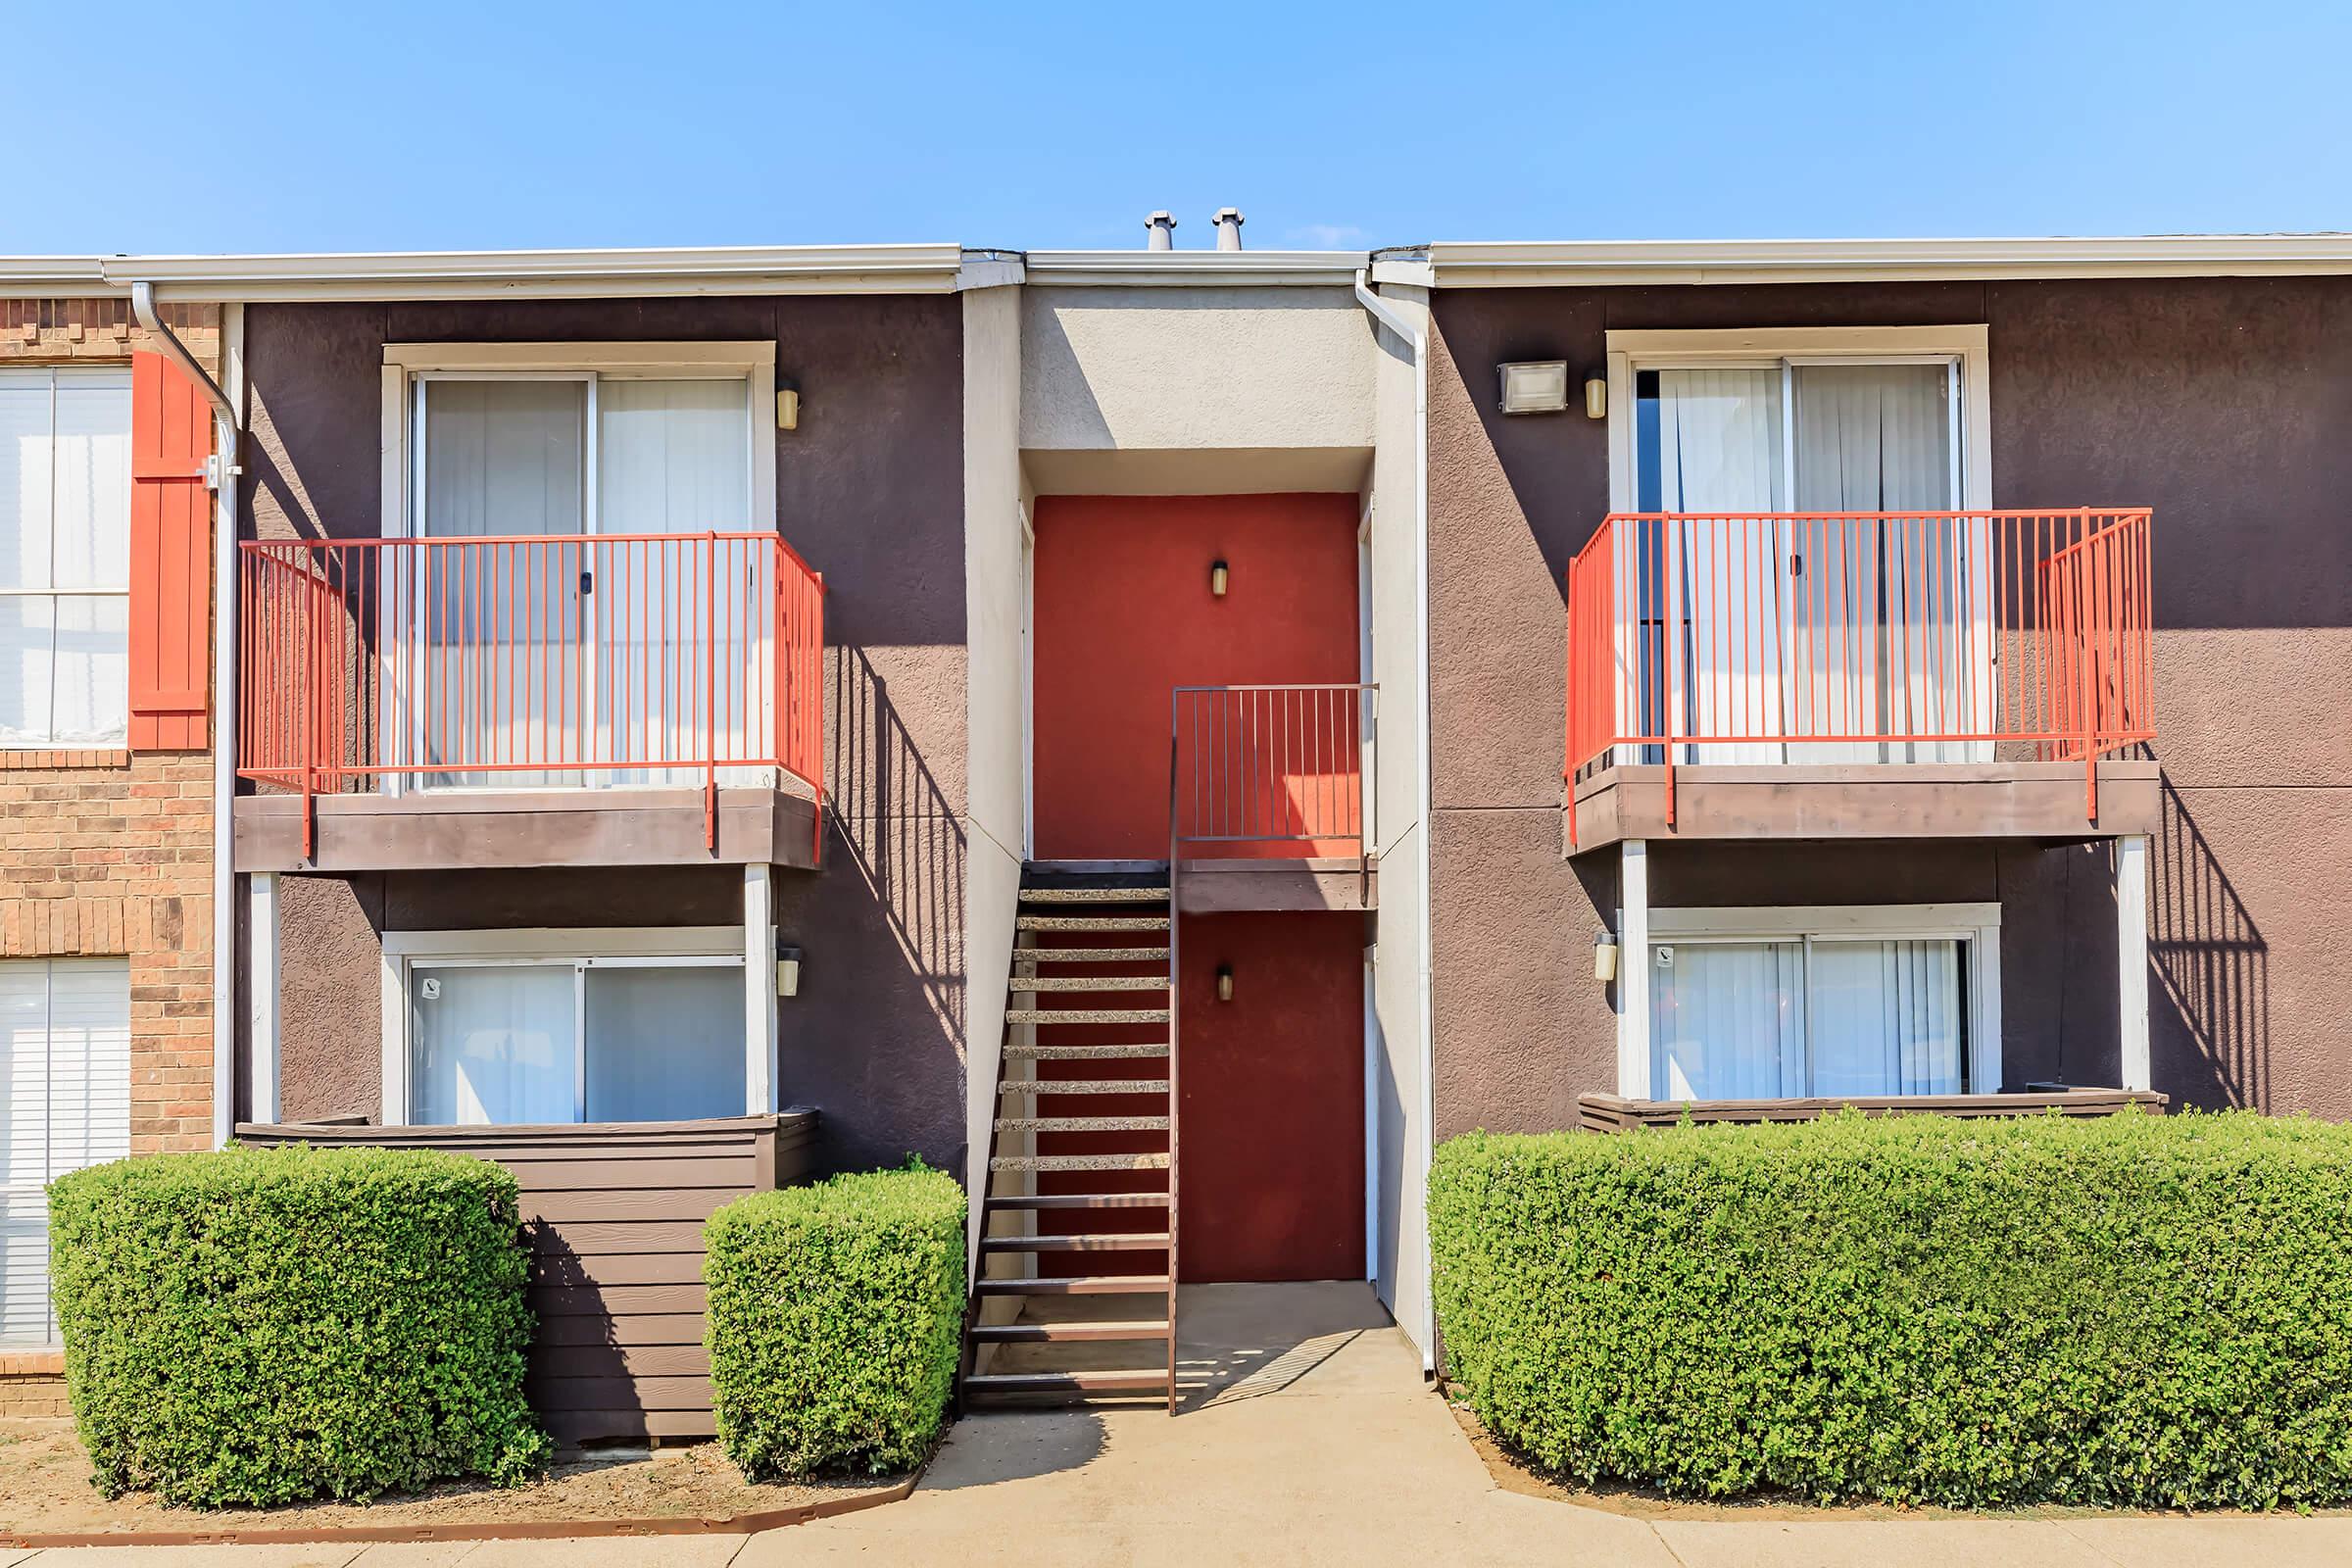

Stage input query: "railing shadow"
[{"left": 2148, "top": 776, "right": 2271, "bottom": 1109}]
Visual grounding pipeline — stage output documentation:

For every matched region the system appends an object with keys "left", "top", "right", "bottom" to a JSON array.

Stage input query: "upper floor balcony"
[
  {"left": 1563, "top": 509, "right": 2158, "bottom": 851},
  {"left": 233, "top": 531, "right": 825, "bottom": 872}
]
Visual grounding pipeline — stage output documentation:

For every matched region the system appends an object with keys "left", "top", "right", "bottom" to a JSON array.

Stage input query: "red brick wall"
[{"left": 1, "top": 300, "right": 220, "bottom": 1153}]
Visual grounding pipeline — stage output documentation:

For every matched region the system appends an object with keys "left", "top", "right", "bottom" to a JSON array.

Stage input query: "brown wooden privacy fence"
[
  {"left": 1577, "top": 1089, "right": 2167, "bottom": 1133},
  {"left": 239, "top": 1112, "right": 815, "bottom": 1445}
]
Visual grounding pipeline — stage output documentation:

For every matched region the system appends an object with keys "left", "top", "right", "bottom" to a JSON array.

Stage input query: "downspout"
[
  {"left": 134, "top": 282, "right": 243, "bottom": 1148},
  {"left": 1354, "top": 268, "right": 1438, "bottom": 1373}
]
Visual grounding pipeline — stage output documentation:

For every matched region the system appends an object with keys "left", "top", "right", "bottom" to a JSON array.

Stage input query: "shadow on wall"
[
  {"left": 776, "top": 646, "right": 967, "bottom": 1177},
  {"left": 2149, "top": 777, "right": 2270, "bottom": 1110}
]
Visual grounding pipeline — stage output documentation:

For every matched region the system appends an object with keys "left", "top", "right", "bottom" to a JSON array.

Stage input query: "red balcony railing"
[
  {"left": 1170, "top": 683, "right": 1375, "bottom": 864},
  {"left": 238, "top": 531, "right": 826, "bottom": 855},
  {"left": 1564, "top": 510, "right": 2152, "bottom": 846}
]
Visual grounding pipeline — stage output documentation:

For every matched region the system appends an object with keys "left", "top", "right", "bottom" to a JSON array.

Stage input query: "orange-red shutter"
[{"left": 128, "top": 350, "right": 214, "bottom": 751}]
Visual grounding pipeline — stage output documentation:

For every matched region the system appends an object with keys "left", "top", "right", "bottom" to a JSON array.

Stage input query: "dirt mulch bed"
[{"left": 0, "top": 1418, "right": 911, "bottom": 1542}]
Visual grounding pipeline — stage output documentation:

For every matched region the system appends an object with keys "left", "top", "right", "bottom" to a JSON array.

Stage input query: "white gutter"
[
  {"left": 1354, "top": 269, "right": 1438, "bottom": 1373},
  {"left": 984, "top": 250, "right": 1366, "bottom": 288},
  {"left": 0, "top": 244, "right": 970, "bottom": 302},
  {"left": 1389, "top": 232, "right": 2352, "bottom": 289},
  {"left": 128, "top": 283, "right": 244, "bottom": 1148}
]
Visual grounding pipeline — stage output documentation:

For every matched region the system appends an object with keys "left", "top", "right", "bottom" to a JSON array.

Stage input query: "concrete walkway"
[{"left": 16, "top": 1282, "right": 2352, "bottom": 1565}]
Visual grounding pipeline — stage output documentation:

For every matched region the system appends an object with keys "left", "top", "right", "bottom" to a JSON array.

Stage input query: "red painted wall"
[{"left": 1031, "top": 494, "right": 1361, "bottom": 860}]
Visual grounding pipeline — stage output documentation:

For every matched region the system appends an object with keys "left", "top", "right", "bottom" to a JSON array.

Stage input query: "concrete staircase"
[{"left": 961, "top": 868, "right": 1178, "bottom": 1410}]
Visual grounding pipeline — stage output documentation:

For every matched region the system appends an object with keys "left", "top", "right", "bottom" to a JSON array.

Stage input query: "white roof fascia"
[
  {"left": 1021, "top": 250, "right": 1368, "bottom": 287},
  {"left": 1412, "top": 234, "right": 2352, "bottom": 288},
  {"left": 0, "top": 244, "right": 970, "bottom": 302}
]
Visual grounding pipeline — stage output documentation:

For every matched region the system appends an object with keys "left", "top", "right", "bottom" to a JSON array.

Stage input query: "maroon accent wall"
[
  {"left": 243, "top": 295, "right": 973, "bottom": 1177},
  {"left": 1427, "top": 276, "right": 2352, "bottom": 1131}
]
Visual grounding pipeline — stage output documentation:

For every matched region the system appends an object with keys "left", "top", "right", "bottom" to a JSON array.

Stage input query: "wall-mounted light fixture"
[
  {"left": 775, "top": 387, "right": 802, "bottom": 431},
  {"left": 776, "top": 942, "right": 804, "bottom": 999},
  {"left": 1584, "top": 376, "right": 1608, "bottom": 420},
  {"left": 1215, "top": 963, "right": 1234, "bottom": 1003},
  {"left": 1497, "top": 360, "right": 1570, "bottom": 415},
  {"left": 1209, "top": 559, "right": 1230, "bottom": 598},
  {"left": 1592, "top": 931, "right": 1618, "bottom": 985}
]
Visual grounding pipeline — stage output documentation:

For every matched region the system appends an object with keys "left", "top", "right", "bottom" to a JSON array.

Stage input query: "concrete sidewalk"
[{"left": 15, "top": 1283, "right": 2350, "bottom": 1566}]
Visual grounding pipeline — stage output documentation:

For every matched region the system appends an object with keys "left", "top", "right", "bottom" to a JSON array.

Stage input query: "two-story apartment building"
[{"left": 2, "top": 227, "right": 2346, "bottom": 1429}]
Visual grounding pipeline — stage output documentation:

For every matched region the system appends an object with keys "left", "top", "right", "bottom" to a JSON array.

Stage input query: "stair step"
[
  {"left": 1004, "top": 1007, "right": 1170, "bottom": 1026},
  {"left": 1020, "top": 888, "right": 1169, "bottom": 905},
  {"left": 1016, "top": 915, "right": 1170, "bottom": 932},
  {"left": 1022, "top": 946, "right": 1169, "bottom": 964},
  {"left": 985, "top": 1192, "right": 1170, "bottom": 1212},
  {"left": 1009, "top": 975, "right": 1170, "bottom": 993},
  {"left": 976, "top": 1275, "right": 1172, "bottom": 1297},
  {"left": 968, "top": 1319, "right": 1170, "bottom": 1344},
  {"left": 981, "top": 1233, "right": 1170, "bottom": 1252},
  {"left": 1004, "top": 1042, "right": 1169, "bottom": 1060},
  {"left": 963, "top": 1370, "right": 1171, "bottom": 1395},
  {"left": 991, "top": 1152, "right": 1170, "bottom": 1173},
  {"left": 962, "top": 1371, "right": 1172, "bottom": 1398},
  {"left": 995, "top": 1115, "right": 1169, "bottom": 1135},
  {"left": 999, "top": 1078, "right": 1168, "bottom": 1097}
]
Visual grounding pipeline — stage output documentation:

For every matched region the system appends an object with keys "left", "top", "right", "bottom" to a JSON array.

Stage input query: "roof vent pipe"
[
  {"left": 1145, "top": 211, "right": 1177, "bottom": 251},
  {"left": 1213, "top": 208, "right": 1245, "bottom": 251}
]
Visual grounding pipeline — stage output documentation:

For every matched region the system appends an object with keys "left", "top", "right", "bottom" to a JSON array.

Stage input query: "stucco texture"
[
  {"left": 1425, "top": 276, "right": 2352, "bottom": 1127},
  {"left": 243, "top": 295, "right": 975, "bottom": 1174}
]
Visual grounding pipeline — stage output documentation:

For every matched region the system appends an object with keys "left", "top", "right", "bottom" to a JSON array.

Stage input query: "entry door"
[{"left": 411, "top": 375, "right": 592, "bottom": 790}]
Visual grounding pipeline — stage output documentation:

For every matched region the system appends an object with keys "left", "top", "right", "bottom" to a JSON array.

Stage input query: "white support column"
[
  {"left": 1617, "top": 840, "right": 1651, "bottom": 1099},
  {"left": 744, "top": 864, "right": 779, "bottom": 1113},
  {"left": 2117, "top": 835, "right": 2151, "bottom": 1092},
  {"left": 248, "top": 872, "right": 280, "bottom": 1124}
]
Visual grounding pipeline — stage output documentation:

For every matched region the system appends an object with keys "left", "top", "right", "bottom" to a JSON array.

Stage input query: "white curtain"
[
  {"left": 0, "top": 370, "right": 129, "bottom": 749},
  {"left": 1649, "top": 941, "right": 1806, "bottom": 1099},
  {"left": 416, "top": 379, "right": 588, "bottom": 788},
  {"left": 0, "top": 958, "right": 129, "bottom": 1346},
  {"left": 595, "top": 380, "right": 753, "bottom": 786},
  {"left": 1790, "top": 365, "right": 1982, "bottom": 763},
  {"left": 583, "top": 965, "right": 746, "bottom": 1121},
  {"left": 1806, "top": 939, "right": 1965, "bottom": 1096},
  {"left": 408, "top": 964, "right": 577, "bottom": 1126},
  {"left": 1657, "top": 370, "right": 1787, "bottom": 764}
]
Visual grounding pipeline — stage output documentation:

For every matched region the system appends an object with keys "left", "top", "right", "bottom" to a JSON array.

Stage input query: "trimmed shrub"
[
  {"left": 1430, "top": 1110, "right": 2352, "bottom": 1510},
  {"left": 705, "top": 1163, "right": 965, "bottom": 1479},
  {"left": 48, "top": 1144, "right": 547, "bottom": 1507}
]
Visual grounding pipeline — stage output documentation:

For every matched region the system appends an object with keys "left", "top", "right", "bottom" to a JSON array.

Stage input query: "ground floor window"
[
  {"left": 1643, "top": 905, "right": 2000, "bottom": 1100},
  {"left": 0, "top": 957, "right": 129, "bottom": 1345},
  {"left": 386, "top": 931, "right": 748, "bottom": 1126}
]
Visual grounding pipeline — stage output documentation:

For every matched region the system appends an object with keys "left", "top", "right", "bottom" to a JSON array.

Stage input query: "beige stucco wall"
[{"left": 1019, "top": 285, "right": 1378, "bottom": 464}]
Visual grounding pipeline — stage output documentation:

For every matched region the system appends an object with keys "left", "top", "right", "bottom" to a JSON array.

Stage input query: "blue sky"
[{"left": 10, "top": 0, "right": 2350, "bottom": 254}]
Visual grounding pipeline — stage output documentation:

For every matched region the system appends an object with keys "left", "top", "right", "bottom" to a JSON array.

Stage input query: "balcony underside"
[
  {"left": 1175, "top": 857, "right": 1377, "bottom": 914},
  {"left": 234, "top": 785, "right": 821, "bottom": 874},
  {"left": 1564, "top": 760, "right": 2159, "bottom": 857}
]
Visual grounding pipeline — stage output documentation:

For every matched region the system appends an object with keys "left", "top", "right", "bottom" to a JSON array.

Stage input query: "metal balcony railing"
[
  {"left": 238, "top": 531, "right": 825, "bottom": 854},
  {"left": 1169, "top": 683, "right": 1376, "bottom": 865},
  {"left": 1564, "top": 510, "right": 2153, "bottom": 845}
]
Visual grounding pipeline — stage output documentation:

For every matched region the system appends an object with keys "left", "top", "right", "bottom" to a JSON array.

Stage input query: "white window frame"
[
  {"left": 0, "top": 367, "right": 132, "bottom": 750},
  {"left": 378, "top": 925, "right": 750, "bottom": 1126},
  {"left": 1603, "top": 325, "right": 1992, "bottom": 514},
  {"left": 1631, "top": 902, "right": 2002, "bottom": 1098},
  {"left": 375, "top": 343, "right": 780, "bottom": 796}
]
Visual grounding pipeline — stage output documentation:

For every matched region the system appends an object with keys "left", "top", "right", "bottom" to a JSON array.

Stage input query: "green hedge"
[
  {"left": 1430, "top": 1110, "right": 2352, "bottom": 1510},
  {"left": 48, "top": 1145, "right": 548, "bottom": 1507},
  {"left": 705, "top": 1164, "right": 965, "bottom": 1479}
]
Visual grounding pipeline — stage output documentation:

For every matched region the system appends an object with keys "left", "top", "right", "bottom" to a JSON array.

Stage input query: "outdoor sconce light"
[
  {"left": 1215, "top": 963, "right": 1234, "bottom": 1003},
  {"left": 776, "top": 942, "right": 804, "bottom": 999},
  {"left": 1209, "top": 559, "right": 1230, "bottom": 598},
  {"left": 775, "top": 387, "right": 801, "bottom": 431},
  {"left": 1592, "top": 931, "right": 1619, "bottom": 984},
  {"left": 1585, "top": 376, "right": 1608, "bottom": 420},
  {"left": 1496, "top": 360, "right": 1570, "bottom": 415}
]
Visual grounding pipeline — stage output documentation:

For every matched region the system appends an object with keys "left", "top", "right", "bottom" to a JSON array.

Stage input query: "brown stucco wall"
[
  {"left": 244, "top": 295, "right": 973, "bottom": 1175},
  {"left": 1426, "top": 276, "right": 2352, "bottom": 1132}
]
